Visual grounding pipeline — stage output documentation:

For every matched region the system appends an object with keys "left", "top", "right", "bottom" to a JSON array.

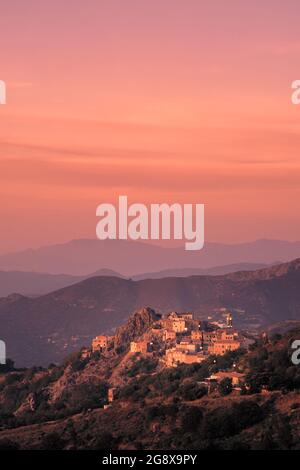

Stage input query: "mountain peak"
[{"left": 114, "top": 308, "right": 161, "bottom": 350}]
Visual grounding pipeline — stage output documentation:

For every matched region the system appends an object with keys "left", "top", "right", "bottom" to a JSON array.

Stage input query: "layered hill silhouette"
[
  {"left": 0, "top": 262, "right": 268, "bottom": 297},
  {"left": 132, "top": 262, "right": 268, "bottom": 281},
  {"left": 1, "top": 258, "right": 300, "bottom": 367},
  {"left": 0, "top": 268, "right": 124, "bottom": 297},
  {"left": 0, "top": 238, "right": 299, "bottom": 276}
]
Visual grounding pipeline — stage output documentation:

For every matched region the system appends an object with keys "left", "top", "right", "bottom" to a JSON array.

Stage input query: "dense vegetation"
[{"left": 0, "top": 329, "right": 299, "bottom": 450}]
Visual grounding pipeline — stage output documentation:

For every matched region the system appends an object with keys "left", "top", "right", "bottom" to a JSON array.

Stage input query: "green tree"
[{"left": 218, "top": 377, "right": 232, "bottom": 396}]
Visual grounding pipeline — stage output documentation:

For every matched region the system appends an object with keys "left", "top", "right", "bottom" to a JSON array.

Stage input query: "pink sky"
[{"left": 0, "top": 0, "right": 300, "bottom": 253}]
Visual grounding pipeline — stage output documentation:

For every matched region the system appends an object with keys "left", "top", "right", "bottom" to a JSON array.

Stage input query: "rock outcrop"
[{"left": 114, "top": 307, "right": 161, "bottom": 350}]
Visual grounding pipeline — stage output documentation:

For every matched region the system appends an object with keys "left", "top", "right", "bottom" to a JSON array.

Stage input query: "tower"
[{"left": 226, "top": 312, "right": 233, "bottom": 328}]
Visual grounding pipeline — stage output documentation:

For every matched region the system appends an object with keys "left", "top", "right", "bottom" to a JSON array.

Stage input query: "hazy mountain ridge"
[
  {"left": 0, "top": 263, "right": 269, "bottom": 297},
  {"left": 0, "top": 238, "right": 299, "bottom": 276},
  {"left": 132, "top": 262, "right": 270, "bottom": 280},
  {"left": 0, "top": 269, "right": 124, "bottom": 297},
  {"left": 1, "top": 258, "right": 300, "bottom": 367},
  {"left": 225, "top": 258, "right": 300, "bottom": 281}
]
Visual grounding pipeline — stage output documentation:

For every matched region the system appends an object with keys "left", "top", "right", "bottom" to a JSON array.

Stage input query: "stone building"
[
  {"left": 161, "top": 311, "right": 199, "bottom": 334},
  {"left": 130, "top": 340, "right": 151, "bottom": 354},
  {"left": 175, "top": 341, "right": 198, "bottom": 353},
  {"left": 191, "top": 330, "right": 202, "bottom": 341},
  {"left": 210, "top": 371, "right": 245, "bottom": 386},
  {"left": 208, "top": 339, "right": 241, "bottom": 355},
  {"left": 215, "top": 329, "right": 239, "bottom": 341},
  {"left": 92, "top": 335, "right": 111, "bottom": 352},
  {"left": 108, "top": 387, "right": 117, "bottom": 402},
  {"left": 165, "top": 348, "right": 206, "bottom": 367}
]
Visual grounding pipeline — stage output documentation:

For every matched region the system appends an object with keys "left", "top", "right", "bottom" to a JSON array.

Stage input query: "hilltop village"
[
  {"left": 91, "top": 310, "right": 250, "bottom": 368},
  {"left": 1, "top": 306, "right": 299, "bottom": 450}
]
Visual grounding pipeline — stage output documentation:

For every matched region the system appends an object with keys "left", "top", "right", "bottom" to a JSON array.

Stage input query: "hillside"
[
  {"left": 1, "top": 258, "right": 300, "bottom": 366},
  {"left": 0, "top": 263, "right": 268, "bottom": 297},
  {"left": 0, "top": 268, "right": 124, "bottom": 297},
  {"left": 0, "top": 312, "right": 299, "bottom": 451},
  {"left": 132, "top": 262, "right": 269, "bottom": 280}
]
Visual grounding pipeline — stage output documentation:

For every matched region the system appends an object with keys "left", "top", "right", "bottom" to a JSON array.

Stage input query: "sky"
[{"left": 0, "top": 0, "right": 300, "bottom": 253}]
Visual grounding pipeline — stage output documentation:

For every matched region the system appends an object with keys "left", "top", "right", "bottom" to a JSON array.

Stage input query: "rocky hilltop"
[
  {"left": 0, "top": 312, "right": 299, "bottom": 450},
  {"left": 114, "top": 307, "right": 161, "bottom": 350}
]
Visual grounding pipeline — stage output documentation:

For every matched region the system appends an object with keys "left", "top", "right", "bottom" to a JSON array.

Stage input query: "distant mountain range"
[
  {"left": 132, "top": 262, "right": 269, "bottom": 281},
  {"left": 1, "top": 258, "right": 300, "bottom": 367},
  {"left": 0, "top": 262, "right": 268, "bottom": 297},
  {"left": 0, "top": 238, "right": 299, "bottom": 276},
  {"left": 0, "top": 268, "right": 124, "bottom": 297}
]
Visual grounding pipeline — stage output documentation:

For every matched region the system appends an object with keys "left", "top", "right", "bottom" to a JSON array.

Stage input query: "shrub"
[
  {"left": 91, "top": 432, "right": 114, "bottom": 450},
  {"left": 126, "top": 358, "right": 158, "bottom": 377},
  {"left": 178, "top": 382, "right": 207, "bottom": 401},
  {"left": 40, "top": 432, "right": 65, "bottom": 450},
  {"left": 202, "top": 401, "right": 263, "bottom": 439},
  {"left": 0, "top": 359, "right": 15, "bottom": 373},
  {"left": 70, "top": 358, "right": 89, "bottom": 372},
  {"left": 145, "top": 404, "right": 178, "bottom": 422},
  {"left": 218, "top": 377, "right": 233, "bottom": 396},
  {"left": 60, "top": 382, "right": 108, "bottom": 411},
  {"left": 0, "top": 438, "right": 20, "bottom": 450},
  {"left": 180, "top": 406, "right": 203, "bottom": 433}
]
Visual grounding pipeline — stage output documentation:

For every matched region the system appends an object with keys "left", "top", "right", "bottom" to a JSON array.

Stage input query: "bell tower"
[{"left": 226, "top": 312, "right": 233, "bottom": 328}]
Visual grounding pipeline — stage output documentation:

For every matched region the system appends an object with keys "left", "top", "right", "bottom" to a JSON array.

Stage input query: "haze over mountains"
[
  {"left": 0, "top": 263, "right": 268, "bottom": 297},
  {"left": 0, "top": 238, "right": 299, "bottom": 276},
  {"left": 131, "top": 263, "right": 269, "bottom": 281},
  {"left": 1, "top": 258, "right": 300, "bottom": 367},
  {"left": 0, "top": 269, "right": 124, "bottom": 297}
]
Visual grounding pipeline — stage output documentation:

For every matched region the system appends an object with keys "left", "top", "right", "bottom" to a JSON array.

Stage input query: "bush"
[
  {"left": 3, "top": 373, "right": 23, "bottom": 386},
  {"left": 60, "top": 382, "right": 108, "bottom": 411},
  {"left": 70, "top": 358, "right": 89, "bottom": 372},
  {"left": 180, "top": 406, "right": 203, "bottom": 433},
  {"left": 91, "top": 432, "right": 114, "bottom": 450},
  {"left": 145, "top": 404, "right": 178, "bottom": 422},
  {"left": 178, "top": 382, "right": 207, "bottom": 401},
  {"left": 218, "top": 377, "right": 233, "bottom": 396},
  {"left": 0, "top": 359, "right": 15, "bottom": 373},
  {"left": 40, "top": 432, "right": 65, "bottom": 450},
  {"left": 202, "top": 401, "right": 263, "bottom": 439},
  {"left": 126, "top": 358, "right": 158, "bottom": 377},
  {"left": 0, "top": 438, "right": 20, "bottom": 450}
]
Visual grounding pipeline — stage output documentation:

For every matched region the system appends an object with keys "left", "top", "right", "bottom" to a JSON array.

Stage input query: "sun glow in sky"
[{"left": 1, "top": 0, "right": 300, "bottom": 253}]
